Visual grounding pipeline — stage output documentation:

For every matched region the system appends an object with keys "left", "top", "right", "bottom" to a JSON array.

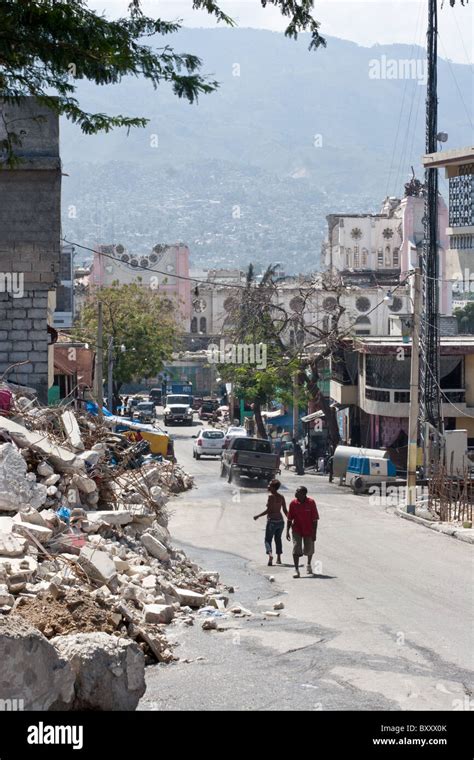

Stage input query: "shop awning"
[{"left": 301, "top": 410, "right": 325, "bottom": 422}]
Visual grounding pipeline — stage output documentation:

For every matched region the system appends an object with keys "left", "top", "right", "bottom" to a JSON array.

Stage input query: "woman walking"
[{"left": 254, "top": 479, "right": 288, "bottom": 566}]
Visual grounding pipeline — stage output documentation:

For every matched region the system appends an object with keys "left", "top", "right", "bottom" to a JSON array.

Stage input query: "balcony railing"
[{"left": 365, "top": 387, "right": 466, "bottom": 405}]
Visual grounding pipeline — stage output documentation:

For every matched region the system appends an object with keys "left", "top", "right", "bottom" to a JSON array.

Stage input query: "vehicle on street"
[
  {"left": 222, "top": 426, "right": 247, "bottom": 448},
  {"left": 220, "top": 437, "right": 280, "bottom": 483},
  {"left": 199, "top": 399, "right": 219, "bottom": 420},
  {"left": 133, "top": 401, "right": 156, "bottom": 424},
  {"left": 148, "top": 388, "right": 162, "bottom": 405},
  {"left": 346, "top": 455, "right": 398, "bottom": 494},
  {"left": 127, "top": 396, "right": 144, "bottom": 416},
  {"left": 192, "top": 396, "right": 204, "bottom": 411},
  {"left": 192, "top": 429, "right": 225, "bottom": 458},
  {"left": 164, "top": 394, "right": 194, "bottom": 425}
]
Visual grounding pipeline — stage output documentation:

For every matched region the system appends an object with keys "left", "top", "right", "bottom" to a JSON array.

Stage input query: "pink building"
[{"left": 90, "top": 243, "right": 191, "bottom": 328}]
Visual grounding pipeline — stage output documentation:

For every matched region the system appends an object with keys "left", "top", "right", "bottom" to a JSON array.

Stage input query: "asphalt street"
[{"left": 141, "top": 415, "right": 474, "bottom": 711}]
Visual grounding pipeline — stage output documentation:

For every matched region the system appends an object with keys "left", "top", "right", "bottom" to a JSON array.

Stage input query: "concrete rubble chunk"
[
  {"left": 61, "top": 410, "right": 85, "bottom": 451},
  {"left": 0, "top": 583, "right": 14, "bottom": 607},
  {"left": 0, "top": 555, "right": 38, "bottom": 581},
  {"left": 12, "top": 521, "right": 53, "bottom": 544},
  {"left": 202, "top": 618, "right": 218, "bottom": 630},
  {"left": 174, "top": 587, "right": 206, "bottom": 608},
  {"left": 78, "top": 546, "right": 117, "bottom": 586},
  {"left": 0, "top": 443, "right": 47, "bottom": 511},
  {"left": 140, "top": 533, "right": 169, "bottom": 562},
  {"left": 15, "top": 508, "right": 49, "bottom": 528},
  {"left": 0, "top": 417, "right": 85, "bottom": 473},
  {"left": 143, "top": 603, "right": 174, "bottom": 625},
  {"left": 72, "top": 473, "right": 97, "bottom": 494},
  {"left": 0, "top": 616, "right": 75, "bottom": 710},
  {"left": 0, "top": 532, "right": 28, "bottom": 557},
  {"left": 52, "top": 632, "right": 146, "bottom": 711},
  {"left": 87, "top": 510, "right": 133, "bottom": 526},
  {"left": 37, "top": 461, "right": 54, "bottom": 478},
  {"left": 43, "top": 473, "right": 61, "bottom": 486}
]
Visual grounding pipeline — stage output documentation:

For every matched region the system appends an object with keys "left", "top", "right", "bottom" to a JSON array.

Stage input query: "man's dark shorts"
[{"left": 292, "top": 532, "right": 315, "bottom": 557}]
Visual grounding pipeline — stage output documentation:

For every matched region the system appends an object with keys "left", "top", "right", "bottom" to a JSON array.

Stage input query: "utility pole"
[
  {"left": 407, "top": 268, "right": 421, "bottom": 514},
  {"left": 419, "top": 0, "right": 443, "bottom": 472},
  {"left": 107, "top": 336, "right": 114, "bottom": 414},
  {"left": 292, "top": 373, "right": 299, "bottom": 439},
  {"left": 96, "top": 301, "right": 104, "bottom": 418}
]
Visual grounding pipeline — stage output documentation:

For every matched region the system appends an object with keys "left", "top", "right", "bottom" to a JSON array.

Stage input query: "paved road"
[{"left": 141, "top": 416, "right": 473, "bottom": 711}]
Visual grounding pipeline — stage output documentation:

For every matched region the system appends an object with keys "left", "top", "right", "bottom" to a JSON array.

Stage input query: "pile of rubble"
[{"left": 0, "top": 386, "right": 227, "bottom": 710}]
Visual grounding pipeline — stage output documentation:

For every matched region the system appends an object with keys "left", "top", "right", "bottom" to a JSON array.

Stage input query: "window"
[
  {"left": 56, "top": 285, "right": 72, "bottom": 312},
  {"left": 377, "top": 249, "right": 383, "bottom": 267},
  {"left": 353, "top": 246, "right": 360, "bottom": 268},
  {"left": 346, "top": 248, "right": 352, "bottom": 267},
  {"left": 339, "top": 218, "right": 344, "bottom": 227},
  {"left": 200, "top": 317, "right": 207, "bottom": 333},
  {"left": 191, "top": 317, "right": 197, "bottom": 333},
  {"left": 384, "top": 246, "right": 391, "bottom": 266},
  {"left": 361, "top": 248, "right": 368, "bottom": 267},
  {"left": 365, "top": 388, "right": 390, "bottom": 402},
  {"left": 392, "top": 247, "right": 400, "bottom": 267}
]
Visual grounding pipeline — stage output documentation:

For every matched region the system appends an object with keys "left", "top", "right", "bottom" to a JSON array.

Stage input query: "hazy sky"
[{"left": 91, "top": 0, "right": 473, "bottom": 64}]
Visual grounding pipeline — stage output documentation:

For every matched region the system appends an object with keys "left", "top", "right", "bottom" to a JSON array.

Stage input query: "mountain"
[{"left": 61, "top": 28, "right": 473, "bottom": 273}]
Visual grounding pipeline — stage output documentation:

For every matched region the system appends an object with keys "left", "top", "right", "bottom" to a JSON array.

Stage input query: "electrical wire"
[{"left": 438, "top": 31, "right": 474, "bottom": 130}]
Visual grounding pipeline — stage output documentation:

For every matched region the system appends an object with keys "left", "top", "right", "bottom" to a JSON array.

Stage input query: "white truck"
[{"left": 163, "top": 394, "right": 194, "bottom": 425}]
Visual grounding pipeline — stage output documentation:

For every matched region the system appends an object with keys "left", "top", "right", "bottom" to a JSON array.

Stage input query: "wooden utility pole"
[
  {"left": 407, "top": 268, "right": 421, "bottom": 514},
  {"left": 107, "top": 336, "right": 114, "bottom": 414},
  {"left": 96, "top": 301, "right": 104, "bottom": 417}
]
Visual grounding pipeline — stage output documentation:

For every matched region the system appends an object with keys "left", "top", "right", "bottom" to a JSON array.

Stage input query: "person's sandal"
[{"left": 276, "top": 557, "right": 282, "bottom": 565}]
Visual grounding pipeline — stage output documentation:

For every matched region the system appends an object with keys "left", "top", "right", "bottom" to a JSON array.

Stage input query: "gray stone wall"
[{"left": 0, "top": 99, "right": 61, "bottom": 402}]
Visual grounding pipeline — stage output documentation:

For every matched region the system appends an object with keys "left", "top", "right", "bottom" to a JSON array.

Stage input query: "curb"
[{"left": 395, "top": 507, "right": 474, "bottom": 544}]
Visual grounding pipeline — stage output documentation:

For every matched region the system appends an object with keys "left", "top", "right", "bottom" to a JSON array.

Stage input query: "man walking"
[
  {"left": 286, "top": 486, "right": 319, "bottom": 578},
  {"left": 292, "top": 438, "right": 305, "bottom": 476}
]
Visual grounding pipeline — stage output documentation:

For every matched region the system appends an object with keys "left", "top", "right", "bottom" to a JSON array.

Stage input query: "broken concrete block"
[
  {"left": 37, "top": 461, "right": 54, "bottom": 478},
  {"left": 0, "top": 443, "right": 47, "bottom": 511},
  {"left": 0, "top": 616, "right": 75, "bottom": 710},
  {"left": 0, "top": 555, "right": 37, "bottom": 581},
  {"left": 112, "top": 557, "right": 130, "bottom": 573},
  {"left": 0, "top": 532, "right": 28, "bottom": 557},
  {"left": 52, "top": 632, "right": 145, "bottom": 711},
  {"left": 0, "top": 516, "right": 14, "bottom": 533},
  {"left": 273, "top": 601, "right": 285, "bottom": 610},
  {"left": 47, "top": 486, "right": 58, "bottom": 497},
  {"left": 72, "top": 473, "right": 97, "bottom": 495},
  {"left": 77, "top": 546, "right": 117, "bottom": 586},
  {"left": 43, "top": 473, "right": 61, "bottom": 487},
  {"left": 140, "top": 533, "right": 169, "bottom": 562},
  {"left": 87, "top": 510, "right": 132, "bottom": 527},
  {"left": 15, "top": 508, "right": 50, "bottom": 528},
  {"left": 0, "top": 417, "right": 85, "bottom": 474},
  {"left": 0, "top": 586, "right": 14, "bottom": 608},
  {"left": 84, "top": 492, "right": 99, "bottom": 507},
  {"left": 202, "top": 618, "right": 218, "bottom": 630},
  {"left": 173, "top": 587, "right": 206, "bottom": 608},
  {"left": 12, "top": 521, "right": 53, "bottom": 544},
  {"left": 141, "top": 574, "right": 157, "bottom": 590},
  {"left": 61, "top": 410, "right": 84, "bottom": 451},
  {"left": 143, "top": 603, "right": 174, "bottom": 625}
]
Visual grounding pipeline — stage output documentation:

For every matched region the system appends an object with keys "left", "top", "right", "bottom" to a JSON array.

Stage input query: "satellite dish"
[
  {"left": 140, "top": 257, "right": 149, "bottom": 268},
  {"left": 120, "top": 253, "right": 130, "bottom": 263},
  {"left": 130, "top": 258, "right": 138, "bottom": 268},
  {"left": 115, "top": 244, "right": 125, "bottom": 255}
]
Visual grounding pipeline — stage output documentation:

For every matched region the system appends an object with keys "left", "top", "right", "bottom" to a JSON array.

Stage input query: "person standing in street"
[
  {"left": 286, "top": 486, "right": 319, "bottom": 578},
  {"left": 254, "top": 479, "right": 288, "bottom": 566},
  {"left": 292, "top": 438, "right": 305, "bottom": 475}
]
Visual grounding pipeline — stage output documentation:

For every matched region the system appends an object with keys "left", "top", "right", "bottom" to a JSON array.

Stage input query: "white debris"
[
  {"left": 143, "top": 603, "right": 175, "bottom": 624},
  {"left": 0, "top": 443, "right": 47, "bottom": 511},
  {"left": 140, "top": 533, "right": 169, "bottom": 562}
]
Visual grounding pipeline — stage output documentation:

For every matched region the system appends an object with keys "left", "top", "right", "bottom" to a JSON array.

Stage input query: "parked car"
[
  {"left": 192, "top": 429, "right": 225, "bottom": 459},
  {"left": 192, "top": 396, "right": 204, "bottom": 411},
  {"left": 222, "top": 426, "right": 247, "bottom": 448},
  {"left": 133, "top": 401, "right": 156, "bottom": 424},
  {"left": 199, "top": 399, "right": 219, "bottom": 421},
  {"left": 220, "top": 437, "right": 280, "bottom": 483}
]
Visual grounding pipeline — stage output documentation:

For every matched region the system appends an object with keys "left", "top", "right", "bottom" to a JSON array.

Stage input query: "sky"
[{"left": 90, "top": 0, "right": 473, "bottom": 64}]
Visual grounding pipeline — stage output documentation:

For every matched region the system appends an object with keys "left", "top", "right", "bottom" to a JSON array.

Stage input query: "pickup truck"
[
  {"left": 163, "top": 394, "right": 194, "bottom": 425},
  {"left": 220, "top": 437, "right": 280, "bottom": 484}
]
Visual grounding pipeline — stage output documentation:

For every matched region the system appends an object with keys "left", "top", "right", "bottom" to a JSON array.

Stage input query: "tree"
[
  {"left": 219, "top": 264, "right": 296, "bottom": 438},
  {"left": 0, "top": 0, "right": 325, "bottom": 161},
  {"left": 74, "top": 281, "right": 177, "bottom": 402},
  {"left": 454, "top": 302, "right": 474, "bottom": 334}
]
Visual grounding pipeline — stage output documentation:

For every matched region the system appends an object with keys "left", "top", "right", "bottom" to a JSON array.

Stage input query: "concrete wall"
[{"left": 0, "top": 98, "right": 61, "bottom": 402}]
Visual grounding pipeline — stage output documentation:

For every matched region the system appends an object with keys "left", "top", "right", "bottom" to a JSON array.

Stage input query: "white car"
[
  {"left": 193, "top": 429, "right": 225, "bottom": 459},
  {"left": 222, "top": 426, "right": 247, "bottom": 449}
]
